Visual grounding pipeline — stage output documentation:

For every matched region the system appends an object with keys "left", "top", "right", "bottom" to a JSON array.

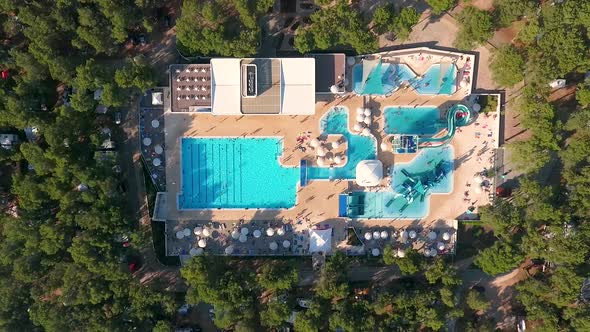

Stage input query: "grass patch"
[
  {"left": 455, "top": 223, "right": 496, "bottom": 260},
  {"left": 479, "top": 95, "right": 499, "bottom": 115}
]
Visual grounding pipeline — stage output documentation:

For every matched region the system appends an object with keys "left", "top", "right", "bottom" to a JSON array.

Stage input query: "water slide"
[{"left": 418, "top": 104, "right": 470, "bottom": 148}]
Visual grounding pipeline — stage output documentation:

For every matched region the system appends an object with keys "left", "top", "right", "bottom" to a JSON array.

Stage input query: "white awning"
[
  {"left": 355, "top": 160, "right": 383, "bottom": 187},
  {"left": 309, "top": 228, "right": 332, "bottom": 253},
  {"left": 211, "top": 58, "right": 241, "bottom": 114}
]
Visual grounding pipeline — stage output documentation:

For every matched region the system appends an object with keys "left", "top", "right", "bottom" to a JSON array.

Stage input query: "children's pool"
[{"left": 384, "top": 106, "right": 445, "bottom": 135}]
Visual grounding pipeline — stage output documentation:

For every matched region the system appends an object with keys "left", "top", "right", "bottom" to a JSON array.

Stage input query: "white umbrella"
[
  {"left": 151, "top": 119, "right": 160, "bottom": 128},
  {"left": 331, "top": 141, "right": 340, "bottom": 149},
  {"left": 428, "top": 231, "right": 437, "bottom": 240},
  {"left": 283, "top": 240, "right": 291, "bottom": 248},
  {"left": 442, "top": 232, "right": 451, "bottom": 241},
  {"left": 400, "top": 231, "right": 408, "bottom": 243},
  {"left": 371, "top": 248, "right": 380, "bottom": 256},
  {"left": 317, "top": 157, "right": 326, "bottom": 166},
  {"left": 381, "top": 231, "right": 389, "bottom": 239},
  {"left": 189, "top": 247, "right": 199, "bottom": 256},
  {"left": 362, "top": 128, "right": 371, "bottom": 136},
  {"left": 310, "top": 138, "right": 320, "bottom": 148},
  {"left": 334, "top": 155, "right": 343, "bottom": 164},
  {"left": 474, "top": 186, "right": 482, "bottom": 194},
  {"left": 316, "top": 147, "right": 326, "bottom": 157},
  {"left": 277, "top": 228, "right": 285, "bottom": 236},
  {"left": 437, "top": 242, "right": 445, "bottom": 251},
  {"left": 253, "top": 229, "right": 261, "bottom": 238},
  {"left": 430, "top": 248, "right": 438, "bottom": 257},
  {"left": 239, "top": 234, "right": 247, "bottom": 243},
  {"left": 154, "top": 145, "right": 163, "bottom": 154},
  {"left": 183, "top": 228, "right": 191, "bottom": 237},
  {"left": 143, "top": 137, "right": 152, "bottom": 146},
  {"left": 373, "top": 231, "right": 381, "bottom": 240},
  {"left": 225, "top": 245, "right": 234, "bottom": 255},
  {"left": 474, "top": 175, "right": 483, "bottom": 184},
  {"left": 231, "top": 229, "right": 240, "bottom": 239},
  {"left": 195, "top": 247, "right": 204, "bottom": 256},
  {"left": 353, "top": 123, "right": 363, "bottom": 132},
  {"left": 202, "top": 228, "right": 210, "bottom": 237},
  {"left": 269, "top": 241, "right": 278, "bottom": 250},
  {"left": 266, "top": 228, "right": 275, "bottom": 237},
  {"left": 153, "top": 158, "right": 161, "bottom": 167},
  {"left": 424, "top": 250, "right": 432, "bottom": 257},
  {"left": 176, "top": 231, "right": 184, "bottom": 239},
  {"left": 198, "top": 239, "right": 207, "bottom": 248},
  {"left": 356, "top": 114, "right": 365, "bottom": 122},
  {"left": 397, "top": 248, "right": 406, "bottom": 258},
  {"left": 356, "top": 107, "right": 364, "bottom": 115},
  {"left": 330, "top": 85, "right": 340, "bottom": 94},
  {"left": 380, "top": 142, "right": 388, "bottom": 151},
  {"left": 240, "top": 227, "right": 249, "bottom": 235},
  {"left": 194, "top": 226, "right": 203, "bottom": 235},
  {"left": 472, "top": 103, "right": 481, "bottom": 112},
  {"left": 364, "top": 108, "right": 371, "bottom": 116},
  {"left": 364, "top": 232, "right": 372, "bottom": 240},
  {"left": 363, "top": 116, "right": 372, "bottom": 125},
  {"left": 408, "top": 230, "right": 417, "bottom": 239}
]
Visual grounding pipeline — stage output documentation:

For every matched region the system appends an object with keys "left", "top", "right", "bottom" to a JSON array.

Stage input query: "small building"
[
  {"left": 306, "top": 53, "right": 346, "bottom": 94},
  {"left": 0, "top": 133, "right": 19, "bottom": 150}
]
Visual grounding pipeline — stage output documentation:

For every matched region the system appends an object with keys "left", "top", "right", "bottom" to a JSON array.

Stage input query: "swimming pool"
[
  {"left": 178, "top": 137, "right": 299, "bottom": 209},
  {"left": 342, "top": 146, "right": 453, "bottom": 219},
  {"left": 384, "top": 106, "right": 445, "bottom": 135},
  {"left": 412, "top": 63, "right": 457, "bottom": 95},
  {"left": 352, "top": 63, "right": 416, "bottom": 95},
  {"left": 307, "top": 107, "right": 377, "bottom": 180}
]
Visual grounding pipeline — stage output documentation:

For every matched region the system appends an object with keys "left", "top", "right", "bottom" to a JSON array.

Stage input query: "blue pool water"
[
  {"left": 384, "top": 106, "right": 445, "bottom": 135},
  {"left": 352, "top": 63, "right": 415, "bottom": 95},
  {"left": 347, "top": 146, "right": 454, "bottom": 219},
  {"left": 413, "top": 64, "right": 457, "bottom": 95},
  {"left": 353, "top": 62, "right": 457, "bottom": 96},
  {"left": 307, "top": 107, "right": 376, "bottom": 180},
  {"left": 178, "top": 137, "right": 299, "bottom": 209}
]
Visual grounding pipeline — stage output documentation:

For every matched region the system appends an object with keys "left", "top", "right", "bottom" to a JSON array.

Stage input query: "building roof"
[
  {"left": 210, "top": 57, "right": 315, "bottom": 115},
  {"left": 306, "top": 54, "right": 346, "bottom": 93},
  {"left": 0, "top": 134, "right": 19, "bottom": 149},
  {"left": 210, "top": 59, "right": 241, "bottom": 115},
  {"left": 170, "top": 64, "right": 212, "bottom": 112}
]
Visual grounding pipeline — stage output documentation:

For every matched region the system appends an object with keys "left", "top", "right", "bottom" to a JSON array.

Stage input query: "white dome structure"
[
  {"left": 364, "top": 232, "right": 372, "bottom": 241},
  {"left": 356, "top": 160, "right": 383, "bottom": 187},
  {"left": 198, "top": 239, "right": 207, "bottom": 248},
  {"left": 371, "top": 248, "right": 380, "bottom": 256}
]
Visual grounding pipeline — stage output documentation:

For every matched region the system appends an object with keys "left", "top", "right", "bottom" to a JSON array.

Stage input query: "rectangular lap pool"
[{"left": 178, "top": 137, "right": 299, "bottom": 209}]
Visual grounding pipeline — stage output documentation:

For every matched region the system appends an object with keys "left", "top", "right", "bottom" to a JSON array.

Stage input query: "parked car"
[
  {"left": 114, "top": 112, "right": 122, "bottom": 125},
  {"left": 208, "top": 307, "right": 215, "bottom": 321}
]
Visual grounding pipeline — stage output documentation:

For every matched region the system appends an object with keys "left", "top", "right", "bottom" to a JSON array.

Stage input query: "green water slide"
[{"left": 419, "top": 104, "right": 470, "bottom": 148}]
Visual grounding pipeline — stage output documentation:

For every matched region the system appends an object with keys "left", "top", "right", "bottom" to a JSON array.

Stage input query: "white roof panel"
[
  {"left": 210, "top": 59, "right": 241, "bottom": 86},
  {"left": 211, "top": 85, "right": 241, "bottom": 114},
  {"left": 280, "top": 58, "right": 315, "bottom": 85},
  {"left": 281, "top": 85, "right": 315, "bottom": 115}
]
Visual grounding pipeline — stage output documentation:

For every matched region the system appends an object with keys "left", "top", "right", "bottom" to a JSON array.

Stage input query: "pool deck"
[{"left": 161, "top": 48, "right": 499, "bottom": 257}]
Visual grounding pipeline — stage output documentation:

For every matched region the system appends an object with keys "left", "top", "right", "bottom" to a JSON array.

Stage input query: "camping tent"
[
  {"left": 309, "top": 228, "right": 333, "bottom": 253},
  {"left": 356, "top": 160, "right": 383, "bottom": 187}
]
